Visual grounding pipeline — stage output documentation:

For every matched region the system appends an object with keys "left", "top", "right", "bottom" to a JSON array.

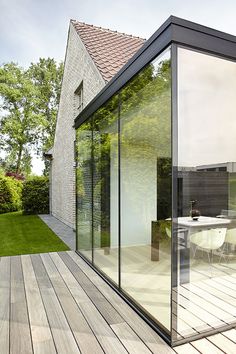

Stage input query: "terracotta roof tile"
[{"left": 71, "top": 20, "right": 145, "bottom": 82}]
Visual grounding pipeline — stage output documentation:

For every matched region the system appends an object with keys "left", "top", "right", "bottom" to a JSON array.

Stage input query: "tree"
[
  {"left": 0, "top": 59, "right": 63, "bottom": 175},
  {"left": 28, "top": 58, "right": 63, "bottom": 155},
  {"left": 0, "top": 62, "right": 43, "bottom": 175}
]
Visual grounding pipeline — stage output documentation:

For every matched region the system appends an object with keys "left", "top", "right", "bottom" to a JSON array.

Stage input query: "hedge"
[
  {"left": 22, "top": 176, "right": 49, "bottom": 214},
  {"left": 0, "top": 176, "right": 23, "bottom": 214}
]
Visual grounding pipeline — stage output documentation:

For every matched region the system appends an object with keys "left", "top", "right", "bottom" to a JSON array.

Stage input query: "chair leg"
[
  {"left": 207, "top": 250, "right": 214, "bottom": 278},
  {"left": 192, "top": 244, "right": 198, "bottom": 259},
  {"left": 207, "top": 251, "right": 211, "bottom": 264},
  {"left": 219, "top": 249, "right": 229, "bottom": 264}
]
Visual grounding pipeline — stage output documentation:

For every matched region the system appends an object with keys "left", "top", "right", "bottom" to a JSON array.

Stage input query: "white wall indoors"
[
  {"left": 178, "top": 47, "right": 236, "bottom": 168},
  {"left": 110, "top": 142, "right": 157, "bottom": 248}
]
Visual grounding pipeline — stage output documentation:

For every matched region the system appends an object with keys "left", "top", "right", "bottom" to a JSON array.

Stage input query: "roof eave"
[{"left": 74, "top": 15, "right": 236, "bottom": 129}]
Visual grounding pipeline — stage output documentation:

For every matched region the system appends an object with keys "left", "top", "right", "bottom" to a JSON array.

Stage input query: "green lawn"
[{"left": 0, "top": 211, "right": 69, "bottom": 256}]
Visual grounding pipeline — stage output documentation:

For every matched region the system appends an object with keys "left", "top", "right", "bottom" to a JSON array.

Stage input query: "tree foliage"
[
  {"left": 22, "top": 176, "right": 49, "bottom": 214},
  {"left": 0, "top": 63, "right": 42, "bottom": 174},
  {"left": 0, "top": 176, "right": 22, "bottom": 214},
  {"left": 0, "top": 59, "right": 63, "bottom": 175},
  {"left": 28, "top": 58, "right": 63, "bottom": 154}
]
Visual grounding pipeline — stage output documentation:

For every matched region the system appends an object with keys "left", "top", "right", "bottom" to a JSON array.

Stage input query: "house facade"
[{"left": 50, "top": 20, "right": 144, "bottom": 229}]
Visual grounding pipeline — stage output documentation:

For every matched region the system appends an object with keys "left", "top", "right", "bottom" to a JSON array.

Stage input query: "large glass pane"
[
  {"left": 120, "top": 49, "right": 172, "bottom": 331},
  {"left": 93, "top": 96, "right": 119, "bottom": 284},
  {"left": 174, "top": 47, "right": 236, "bottom": 342},
  {"left": 76, "top": 119, "right": 93, "bottom": 260}
]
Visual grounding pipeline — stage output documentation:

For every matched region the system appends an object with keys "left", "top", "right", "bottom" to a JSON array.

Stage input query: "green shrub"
[
  {"left": 22, "top": 176, "right": 49, "bottom": 214},
  {"left": 0, "top": 176, "right": 23, "bottom": 213}
]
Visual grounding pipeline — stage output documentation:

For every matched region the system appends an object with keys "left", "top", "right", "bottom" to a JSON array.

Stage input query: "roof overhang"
[{"left": 74, "top": 15, "right": 236, "bottom": 129}]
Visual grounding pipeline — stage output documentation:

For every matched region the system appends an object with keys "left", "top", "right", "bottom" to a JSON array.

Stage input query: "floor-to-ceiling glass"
[
  {"left": 76, "top": 48, "right": 172, "bottom": 336},
  {"left": 174, "top": 47, "right": 236, "bottom": 342},
  {"left": 120, "top": 49, "right": 172, "bottom": 331},
  {"left": 93, "top": 96, "right": 119, "bottom": 284},
  {"left": 76, "top": 119, "right": 93, "bottom": 260}
]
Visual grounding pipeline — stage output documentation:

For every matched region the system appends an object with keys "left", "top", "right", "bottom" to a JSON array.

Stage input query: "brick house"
[
  {"left": 48, "top": 20, "right": 145, "bottom": 229},
  {"left": 43, "top": 16, "right": 236, "bottom": 346}
]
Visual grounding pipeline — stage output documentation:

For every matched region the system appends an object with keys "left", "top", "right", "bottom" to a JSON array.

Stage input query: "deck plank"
[
  {"left": 59, "top": 252, "right": 124, "bottom": 325},
  {"left": 30, "top": 254, "right": 80, "bottom": 354},
  {"left": 10, "top": 256, "right": 33, "bottom": 354},
  {"left": 111, "top": 322, "right": 152, "bottom": 354},
  {"left": 172, "top": 299, "right": 209, "bottom": 336},
  {"left": 21, "top": 255, "right": 56, "bottom": 354},
  {"left": 183, "top": 283, "right": 236, "bottom": 317},
  {"left": 174, "top": 343, "right": 199, "bottom": 354},
  {"left": 0, "top": 257, "right": 10, "bottom": 354},
  {"left": 194, "top": 279, "right": 236, "bottom": 308},
  {"left": 208, "top": 333, "right": 236, "bottom": 354},
  {"left": 50, "top": 252, "right": 128, "bottom": 354},
  {"left": 172, "top": 289, "right": 224, "bottom": 330},
  {"left": 191, "top": 338, "right": 224, "bottom": 353},
  {"left": 40, "top": 253, "right": 103, "bottom": 354},
  {"left": 177, "top": 285, "right": 231, "bottom": 325},
  {"left": 206, "top": 277, "right": 236, "bottom": 298},
  {"left": 223, "top": 328, "right": 236, "bottom": 343},
  {"left": 214, "top": 276, "right": 236, "bottom": 291},
  {"left": 68, "top": 251, "right": 174, "bottom": 354},
  {"left": 4, "top": 250, "right": 236, "bottom": 353}
]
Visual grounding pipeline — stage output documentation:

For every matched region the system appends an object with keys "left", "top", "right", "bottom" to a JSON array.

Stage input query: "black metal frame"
[
  {"left": 171, "top": 43, "right": 178, "bottom": 346},
  {"left": 74, "top": 16, "right": 236, "bottom": 347}
]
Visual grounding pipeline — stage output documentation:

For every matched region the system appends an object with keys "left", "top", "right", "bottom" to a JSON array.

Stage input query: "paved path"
[{"left": 39, "top": 214, "right": 75, "bottom": 250}]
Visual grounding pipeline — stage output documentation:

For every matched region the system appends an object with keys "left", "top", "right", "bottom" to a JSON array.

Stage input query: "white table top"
[{"left": 177, "top": 216, "right": 231, "bottom": 228}]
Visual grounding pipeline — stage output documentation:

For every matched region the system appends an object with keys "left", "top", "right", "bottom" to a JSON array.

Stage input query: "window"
[
  {"left": 175, "top": 46, "right": 236, "bottom": 342},
  {"left": 76, "top": 48, "right": 172, "bottom": 331},
  {"left": 74, "top": 82, "right": 83, "bottom": 115}
]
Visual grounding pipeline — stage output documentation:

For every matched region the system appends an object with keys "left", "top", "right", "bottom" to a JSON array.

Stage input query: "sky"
[{"left": 1, "top": 0, "right": 236, "bottom": 174}]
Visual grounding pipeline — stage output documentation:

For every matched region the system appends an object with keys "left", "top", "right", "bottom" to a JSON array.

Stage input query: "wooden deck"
[{"left": 1, "top": 251, "right": 236, "bottom": 354}]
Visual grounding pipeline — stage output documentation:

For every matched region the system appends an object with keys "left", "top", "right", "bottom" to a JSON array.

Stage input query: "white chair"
[
  {"left": 224, "top": 228, "right": 236, "bottom": 258},
  {"left": 225, "top": 228, "right": 236, "bottom": 245},
  {"left": 191, "top": 228, "right": 227, "bottom": 264}
]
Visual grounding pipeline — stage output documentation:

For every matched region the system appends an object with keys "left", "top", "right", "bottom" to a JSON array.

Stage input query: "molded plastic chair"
[
  {"left": 224, "top": 228, "right": 236, "bottom": 258},
  {"left": 225, "top": 228, "right": 236, "bottom": 245},
  {"left": 191, "top": 228, "right": 227, "bottom": 263}
]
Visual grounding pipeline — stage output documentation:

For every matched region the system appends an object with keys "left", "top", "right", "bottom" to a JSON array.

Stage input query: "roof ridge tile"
[
  {"left": 71, "top": 19, "right": 145, "bottom": 40},
  {"left": 70, "top": 19, "right": 145, "bottom": 81}
]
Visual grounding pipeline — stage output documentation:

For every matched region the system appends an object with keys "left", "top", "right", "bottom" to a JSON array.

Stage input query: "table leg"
[
  {"left": 151, "top": 221, "right": 160, "bottom": 261},
  {"left": 179, "top": 246, "right": 190, "bottom": 284}
]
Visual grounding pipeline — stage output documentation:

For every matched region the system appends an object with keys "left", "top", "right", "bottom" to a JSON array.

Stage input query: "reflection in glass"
[
  {"left": 93, "top": 97, "right": 119, "bottom": 284},
  {"left": 120, "top": 49, "right": 172, "bottom": 331},
  {"left": 76, "top": 48, "right": 172, "bottom": 336},
  {"left": 174, "top": 47, "right": 236, "bottom": 342},
  {"left": 76, "top": 119, "right": 93, "bottom": 260}
]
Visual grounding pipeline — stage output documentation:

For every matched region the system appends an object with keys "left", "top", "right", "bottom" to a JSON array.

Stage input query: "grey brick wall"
[{"left": 51, "top": 23, "right": 105, "bottom": 229}]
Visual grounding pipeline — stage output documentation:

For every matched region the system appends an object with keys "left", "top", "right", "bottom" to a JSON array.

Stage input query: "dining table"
[{"left": 174, "top": 216, "right": 231, "bottom": 285}]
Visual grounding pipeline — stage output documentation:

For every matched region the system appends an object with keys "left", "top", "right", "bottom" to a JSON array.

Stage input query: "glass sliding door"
[
  {"left": 173, "top": 47, "right": 236, "bottom": 342},
  {"left": 76, "top": 47, "right": 172, "bottom": 337},
  {"left": 93, "top": 96, "right": 119, "bottom": 284},
  {"left": 120, "top": 49, "right": 172, "bottom": 331},
  {"left": 76, "top": 119, "right": 93, "bottom": 260}
]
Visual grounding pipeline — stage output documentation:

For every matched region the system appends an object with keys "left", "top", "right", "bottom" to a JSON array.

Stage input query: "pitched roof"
[{"left": 71, "top": 20, "right": 145, "bottom": 82}]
